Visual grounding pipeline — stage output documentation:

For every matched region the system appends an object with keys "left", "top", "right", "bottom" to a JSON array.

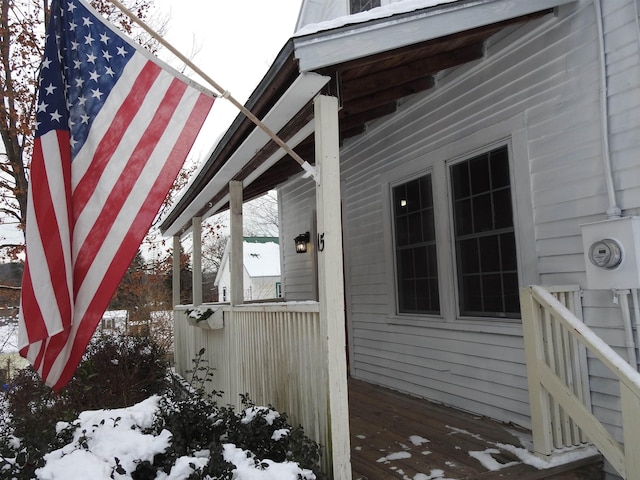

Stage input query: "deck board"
[{"left": 348, "top": 378, "right": 602, "bottom": 479}]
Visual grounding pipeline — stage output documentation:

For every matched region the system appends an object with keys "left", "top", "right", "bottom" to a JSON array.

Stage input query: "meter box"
[{"left": 580, "top": 216, "right": 640, "bottom": 290}]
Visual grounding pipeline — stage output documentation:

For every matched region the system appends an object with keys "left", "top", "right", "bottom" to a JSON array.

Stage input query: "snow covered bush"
[
  {"left": 0, "top": 334, "right": 170, "bottom": 479},
  {"left": 140, "top": 390, "right": 323, "bottom": 479},
  {"left": 0, "top": 343, "right": 324, "bottom": 479}
]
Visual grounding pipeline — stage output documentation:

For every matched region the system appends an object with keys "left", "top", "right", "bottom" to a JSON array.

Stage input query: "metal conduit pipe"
[
  {"left": 593, "top": 0, "right": 622, "bottom": 219},
  {"left": 614, "top": 289, "right": 637, "bottom": 366},
  {"left": 633, "top": 289, "right": 640, "bottom": 368}
]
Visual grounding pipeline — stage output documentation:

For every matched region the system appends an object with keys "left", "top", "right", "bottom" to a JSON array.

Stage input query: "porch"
[
  {"left": 173, "top": 284, "right": 640, "bottom": 479},
  {"left": 349, "top": 378, "right": 603, "bottom": 480}
]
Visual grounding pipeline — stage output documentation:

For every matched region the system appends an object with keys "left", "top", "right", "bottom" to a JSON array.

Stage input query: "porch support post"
[
  {"left": 229, "top": 180, "right": 244, "bottom": 306},
  {"left": 192, "top": 217, "right": 203, "bottom": 306},
  {"left": 172, "top": 235, "right": 181, "bottom": 307},
  {"left": 314, "top": 94, "right": 352, "bottom": 479},
  {"left": 520, "top": 287, "right": 554, "bottom": 457}
]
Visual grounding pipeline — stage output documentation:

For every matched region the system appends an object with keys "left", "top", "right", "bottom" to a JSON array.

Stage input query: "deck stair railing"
[{"left": 521, "top": 285, "right": 640, "bottom": 479}]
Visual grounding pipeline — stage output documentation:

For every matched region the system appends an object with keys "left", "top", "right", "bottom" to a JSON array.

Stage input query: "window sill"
[{"left": 386, "top": 314, "right": 523, "bottom": 336}]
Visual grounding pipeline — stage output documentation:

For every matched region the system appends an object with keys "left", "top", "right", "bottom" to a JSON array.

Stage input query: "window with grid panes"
[
  {"left": 450, "top": 146, "right": 520, "bottom": 318},
  {"left": 350, "top": 0, "right": 380, "bottom": 14},
  {"left": 392, "top": 174, "right": 439, "bottom": 314}
]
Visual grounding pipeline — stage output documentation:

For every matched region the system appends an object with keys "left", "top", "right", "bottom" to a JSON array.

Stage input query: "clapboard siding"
[
  {"left": 334, "top": 3, "right": 606, "bottom": 428},
  {"left": 278, "top": 179, "right": 316, "bottom": 301},
  {"left": 277, "top": 2, "right": 640, "bottom": 478}
]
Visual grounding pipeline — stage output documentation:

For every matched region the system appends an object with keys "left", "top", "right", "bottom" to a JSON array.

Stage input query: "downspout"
[{"left": 594, "top": 0, "right": 622, "bottom": 219}]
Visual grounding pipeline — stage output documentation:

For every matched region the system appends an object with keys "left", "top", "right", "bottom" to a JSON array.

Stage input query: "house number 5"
[{"left": 318, "top": 233, "right": 325, "bottom": 252}]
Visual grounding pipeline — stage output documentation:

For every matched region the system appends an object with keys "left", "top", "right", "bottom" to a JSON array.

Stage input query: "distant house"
[
  {"left": 162, "top": 1, "right": 640, "bottom": 478},
  {"left": 214, "top": 237, "right": 281, "bottom": 302}
]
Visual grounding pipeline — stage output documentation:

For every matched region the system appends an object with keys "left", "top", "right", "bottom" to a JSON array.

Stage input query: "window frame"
[
  {"left": 447, "top": 145, "right": 521, "bottom": 320},
  {"left": 382, "top": 123, "right": 536, "bottom": 330}
]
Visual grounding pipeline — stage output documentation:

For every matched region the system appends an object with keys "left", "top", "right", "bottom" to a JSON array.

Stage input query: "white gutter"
[
  {"left": 293, "top": 0, "right": 577, "bottom": 72},
  {"left": 203, "top": 120, "right": 316, "bottom": 221},
  {"left": 163, "top": 72, "right": 329, "bottom": 238}
]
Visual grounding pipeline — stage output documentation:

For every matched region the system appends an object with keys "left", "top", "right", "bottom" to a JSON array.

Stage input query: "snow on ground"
[
  {"left": 353, "top": 425, "right": 599, "bottom": 480},
  {"left": 35, "top": 395, "right": 316, "bottom": 480}
]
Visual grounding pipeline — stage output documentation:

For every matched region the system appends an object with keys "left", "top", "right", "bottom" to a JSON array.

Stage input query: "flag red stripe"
[
  {"left": 49, "top": 92, "right": 214, "bottom": 391},
  {"left": 29, "top": 134, "right": 73, "bottom": 330},
  {"left": 72, "top": 61, "right": 161, "bottom": 221},
  {"left": 72, "top": 78, "right": 189, "bottom": 293},
  {"left": 18, "top": 262, "right": 48, "bottom": 343}
]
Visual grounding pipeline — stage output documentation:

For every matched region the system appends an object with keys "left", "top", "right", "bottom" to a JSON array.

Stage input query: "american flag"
[{"left": 18, "top": 0, "right": 215, "bottom": 390}]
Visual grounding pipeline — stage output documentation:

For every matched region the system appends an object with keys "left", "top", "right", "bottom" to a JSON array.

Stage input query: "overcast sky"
[
  {"left": 154, "top": 0, "right": 304, "bottom": 165},
  {"left": 0, "top": 0, "right": 304, "bottom": 251}
]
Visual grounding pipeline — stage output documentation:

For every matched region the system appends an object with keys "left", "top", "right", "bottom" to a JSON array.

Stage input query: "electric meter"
[
  {"left": 588, "top": 239, "right": 623, "bottom": 269},
  {"left": 581, "top": 217, "right": 640, "bottom": 289}
]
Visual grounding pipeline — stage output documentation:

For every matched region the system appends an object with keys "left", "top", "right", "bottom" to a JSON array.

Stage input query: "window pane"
[
  {"left": 422, "top": 208, "right": 435, "bottom": 241},
  {"left": 451, "top": 147, "right": 520, "bottom": 318},
  {"left": 479, "top": 235, "right": 500, "bottom": 272},
  {"left": 451, "top": 161, "right": 470, "bottom": 198},
  {"left": 493, "top": 188, "right": 513, "bottom": 229},
  {"left": 459, "top": 238, "right": 479, "bottom": 274},
  {"left": 469, "top": 155, "right": 490, "bottom": 194},
  {"left": 482, "top": 274, "right": 503, "bottom": 312},
  {"left": 350, "top": 0, "right": 380, "bottom": 14},
  {"left": 500, "top": 233, "right": 517, "bottom": 271},
  {"left": 420, "top": 176, "right": 433, "bottom": 207},
  {"left": 490, "top": 147, "right": 510, "bottom": 188},
  {"left": 503, "top": 272, "right": 520, "bottom": 314},
  {"left": 415, "top": 279, "right": 430, "bottom": 311},
  {"left": 393, "top": 174, "right": 439, "bottom": 314},
  {"left": 454, "top": 199, "right": 473, "bottom": 235},
  {"left": 399, "top": 249, "right": 415, "bottom": 278},
  {"left": 473, "top": 193, "right": 493, "bottom": 232},
  {"left": 395, "top": 216, "right": 409, "bottom": 246},
  {"left": 408, "top": 212, "right": 423, "bottom": 244},
  {"left": 461, "top": 275, "right": 482, "bottom": 313},
  {"left": 406, "top": 178, "right": 421, "bottom": 212},
  {"left": 429, "top": 279, "right": 440, "bottom": 311},
  {"left": 393, "top": 183, "right": 407, "bottom": 217}
]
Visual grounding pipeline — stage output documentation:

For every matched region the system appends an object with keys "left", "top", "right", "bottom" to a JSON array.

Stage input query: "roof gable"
[
  {"left": 243, "top": 238, "right": 281, "bottom": 277},
  {"left": 215, "top": 237, "right": 281, "bottom": 286}
]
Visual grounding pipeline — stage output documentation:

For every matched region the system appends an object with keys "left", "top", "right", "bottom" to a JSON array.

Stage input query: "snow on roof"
[
  {"left": 243, "top": 238, "right": 281, "bottom": 278},
  {"left": 295, "top": 0, "right": 462, "bottom": 36}
]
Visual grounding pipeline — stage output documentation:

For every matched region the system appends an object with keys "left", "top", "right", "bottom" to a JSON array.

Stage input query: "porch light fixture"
[{"left": 294, "top": 232, "right": 311, "bottom": 253}]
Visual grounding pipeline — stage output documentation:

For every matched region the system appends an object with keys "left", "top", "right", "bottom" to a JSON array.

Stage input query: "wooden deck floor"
[{"left": 348, "top": 378, "right": 603, "bottom": 480}]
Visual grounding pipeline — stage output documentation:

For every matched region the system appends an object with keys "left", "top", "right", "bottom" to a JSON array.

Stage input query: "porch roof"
[{"left": 160, "top": 0, "right": 576, "bottom": 238}]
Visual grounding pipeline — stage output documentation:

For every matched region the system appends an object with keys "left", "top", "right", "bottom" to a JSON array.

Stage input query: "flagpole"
[{"left": 106, "top": 0, "right": 320, "bottom": 185}]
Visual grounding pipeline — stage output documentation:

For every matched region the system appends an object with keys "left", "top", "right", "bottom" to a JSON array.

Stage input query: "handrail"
[
  {"left": 529, "top": 286, "right": 640, "bottom": 396},
  {"left": 521, "top": 285, "right": 640, "bottom": 479}
]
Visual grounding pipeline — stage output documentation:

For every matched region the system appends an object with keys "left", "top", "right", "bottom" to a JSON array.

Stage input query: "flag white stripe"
[{"left": 71, "top": 54, "right": 149, "bottom": 188}]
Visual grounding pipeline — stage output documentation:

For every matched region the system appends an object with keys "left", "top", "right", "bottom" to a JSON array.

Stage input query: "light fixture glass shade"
[{"left": 294, "top": 232, "right": 310, "bottom": 253}]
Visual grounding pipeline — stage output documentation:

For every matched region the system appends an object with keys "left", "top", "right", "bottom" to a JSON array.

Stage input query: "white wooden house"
[
  {"left": 160, "top": 1, "right": 640, "bottom": 479},
  {"left": 214, "top": 237, "right": 281, "bottom": 302}
]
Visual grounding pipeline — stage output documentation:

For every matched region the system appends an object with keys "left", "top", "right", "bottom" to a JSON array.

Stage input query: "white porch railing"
[
  {"left": 173, "top": 301, "right": 332, "bottom": 475},
  {"left": 521, "top": 285, "right": 640, "bottom": 479}
]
